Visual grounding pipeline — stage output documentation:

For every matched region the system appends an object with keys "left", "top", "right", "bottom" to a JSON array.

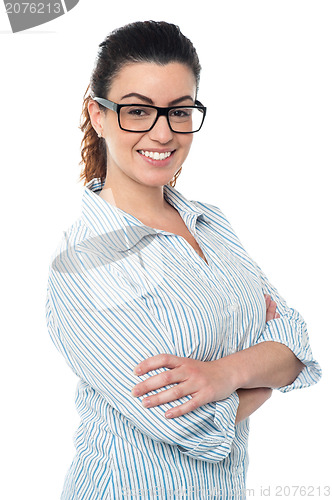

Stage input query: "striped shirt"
[{"left": 45, "top": 177, "right": 322, "bottom": 500}]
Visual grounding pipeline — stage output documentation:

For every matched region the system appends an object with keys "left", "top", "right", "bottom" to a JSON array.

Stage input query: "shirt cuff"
[
  {"left": 254, "top": 317, "right": 322, "bottom": 392},
  {"left": 177, "top": 391, "right": 239, "bottom": 463}
]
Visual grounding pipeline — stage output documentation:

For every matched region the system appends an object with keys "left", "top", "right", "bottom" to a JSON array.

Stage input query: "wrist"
[
  {"left": 216, "top": 352, "right": 244, "bottom": 392},
  {"left": 228, "top": 349, "right": 253, "bottom": 389},
  {"left": 225, "top": 345, "right": 274, "bottom": 389}
]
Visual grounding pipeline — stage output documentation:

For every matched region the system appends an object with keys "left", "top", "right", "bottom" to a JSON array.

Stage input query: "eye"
[
  {"left": 169, "top": 108, "right": 192, "bottom": 120},
  {"left": 123, "top": 106, "right": 154, "bottom": 119},
  {"left": 128, "top": 109, "right": 146, "bottom": 117}
]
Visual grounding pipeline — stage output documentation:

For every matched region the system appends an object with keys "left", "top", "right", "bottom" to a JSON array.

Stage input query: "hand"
[
  {"left": 132, "top": 354, "right": 238, "bottom": 419},
  {"left": 264, "top": 294, "right": 280, "bottom": 321},
  {"left": 132, "top": 293, "right": 280, "bottom": 418}
]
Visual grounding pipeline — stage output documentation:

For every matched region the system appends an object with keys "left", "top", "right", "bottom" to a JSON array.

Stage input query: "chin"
[{"left": 136, "top": 174, "right": 174, "bottom": 187}]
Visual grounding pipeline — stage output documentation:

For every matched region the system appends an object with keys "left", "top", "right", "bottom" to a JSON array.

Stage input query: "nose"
[{"left": 148, "top": 115, "right": 173, "bottom": 143}]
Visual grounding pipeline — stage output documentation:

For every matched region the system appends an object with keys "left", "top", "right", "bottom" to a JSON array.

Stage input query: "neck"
[{"left": 99, "top": 167, "right": 172, "bottom": 221}]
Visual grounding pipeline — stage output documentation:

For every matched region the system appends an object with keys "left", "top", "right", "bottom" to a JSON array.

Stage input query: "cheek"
[
  {"left": 181, "top": 136, "right": 194, "bottom": 154},
  {"left": 106, "top": 132, "right": 143, "bottom": 165}
]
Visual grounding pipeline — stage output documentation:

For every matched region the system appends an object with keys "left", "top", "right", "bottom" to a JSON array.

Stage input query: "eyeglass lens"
[{"left": 119, "top": 106, "right": 204, "bottom": 132}]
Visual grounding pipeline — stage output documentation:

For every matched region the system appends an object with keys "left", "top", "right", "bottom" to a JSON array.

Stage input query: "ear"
[{"left": 88, "top": 99, "right": 104, "bottom": 136}]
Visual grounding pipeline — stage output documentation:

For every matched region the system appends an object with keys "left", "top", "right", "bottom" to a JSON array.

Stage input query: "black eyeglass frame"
[{"left": 92, "top": 96, "right": 207, "bottom": 134}]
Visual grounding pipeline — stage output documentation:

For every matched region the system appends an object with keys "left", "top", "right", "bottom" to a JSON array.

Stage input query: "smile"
[{"left": 138, "top": 150, "right": 173, "bottom": 160}]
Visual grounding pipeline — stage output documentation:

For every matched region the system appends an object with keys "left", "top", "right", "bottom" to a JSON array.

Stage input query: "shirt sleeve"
[
  {"left": 200, "top": 201, "right": 322, "bottom": 393},
  {"left": 250, "top": 259, "right": 322, "bottom": 392},
  {"left": 45, "top": 250, "right": 239, "bottom": 464}
]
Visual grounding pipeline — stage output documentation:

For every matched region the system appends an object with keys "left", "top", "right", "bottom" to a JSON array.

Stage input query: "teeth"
[{"left": 139, "top": 150, "right": 172, "bottom": 160}]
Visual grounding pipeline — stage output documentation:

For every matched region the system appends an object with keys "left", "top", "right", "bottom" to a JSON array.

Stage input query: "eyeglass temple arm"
[{"left": 93, "top": 97, "right": 118, "bottom": 112}]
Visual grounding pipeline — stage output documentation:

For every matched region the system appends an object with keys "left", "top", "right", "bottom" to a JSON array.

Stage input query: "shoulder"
[
  {"left": 47, "top": 216, "right": 94, "bottom": 277},
  {"left": 50, "top": 217, "right": 90, "bottom": 256}
]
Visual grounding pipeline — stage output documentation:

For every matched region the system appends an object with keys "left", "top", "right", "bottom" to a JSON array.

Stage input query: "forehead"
[{"left": 108, "top": 62, "right": 196, "bottom": 104}]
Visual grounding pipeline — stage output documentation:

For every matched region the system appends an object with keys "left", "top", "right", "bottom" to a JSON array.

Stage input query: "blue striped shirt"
[{"left": 45, "top": 177, "right": 322, "bottom": 499}]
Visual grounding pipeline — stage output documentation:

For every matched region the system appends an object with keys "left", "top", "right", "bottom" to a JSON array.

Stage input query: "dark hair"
[{"left": 78, "top": 20, "right": 201, "bottom": 186}]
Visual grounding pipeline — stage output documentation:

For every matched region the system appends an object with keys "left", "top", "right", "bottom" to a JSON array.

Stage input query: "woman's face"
[{"left": 91, "top": 62, "right": 197, "bottom": 188}]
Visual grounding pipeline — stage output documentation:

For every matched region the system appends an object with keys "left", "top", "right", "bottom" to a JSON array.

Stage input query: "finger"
[
  {"left": 266, "top": 301, "right": 277, "bottom": 321},
  {"left": 165, "top": 394, "right": 205, "bottom": 419},
  {"left": 133, "top": 353, "right": 181, "bottom": 376},
  {"left": 264, "top": 294, "right": 271, "bottom": 311},
  {"left": 264, "top": 293, "right": 271, "bottom": 308},
  {"left": 140, "top": 381, "right": 196, "bottom": 409},
  {"left": 266, "top": 300, "right": 277, "bottom": 322},
  {"left": 132, "top": 367, "right": 182, "bottom": 397}
]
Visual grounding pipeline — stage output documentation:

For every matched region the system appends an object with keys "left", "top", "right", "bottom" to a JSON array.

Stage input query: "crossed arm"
[{"left": 132, "top": 294, "right": 305, "bottom": 424}]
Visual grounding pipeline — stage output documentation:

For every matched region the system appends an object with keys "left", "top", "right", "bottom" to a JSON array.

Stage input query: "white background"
[{"left": 1, "top": 1, "right": 331, "bottom": 499}]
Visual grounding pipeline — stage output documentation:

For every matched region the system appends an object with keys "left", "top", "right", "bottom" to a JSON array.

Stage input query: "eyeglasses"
[{"left": 92, "top": 97, "right": 207, "bottom": 134}]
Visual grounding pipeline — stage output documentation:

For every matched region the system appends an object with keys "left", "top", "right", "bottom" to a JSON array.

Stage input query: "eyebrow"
[{"left": 120, "top": 93, "right": 195, "bottom": 106}]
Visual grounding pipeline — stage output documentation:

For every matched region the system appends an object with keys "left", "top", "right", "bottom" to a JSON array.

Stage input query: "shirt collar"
[{"left": 79, "top": 177, "right": 211, "bottom": 252}]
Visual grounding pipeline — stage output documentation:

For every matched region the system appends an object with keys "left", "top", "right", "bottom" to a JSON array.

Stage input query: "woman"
[{"left": 45, "top": 20, "right": 322, "bottom": 499}]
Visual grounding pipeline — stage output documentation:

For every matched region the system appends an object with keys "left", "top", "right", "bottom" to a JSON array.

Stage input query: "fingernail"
[
  {"left": 165, "top": 411, "right": 173, "bottom": 418},
  {"left": 142, "top": 398, "right": 151, "bottom": 408},
  {"left": 133, "top": 366, "right": 142, "bottom": 375},
  {"left": 131, "top": 388, "right": 139, "bottom": 397}
]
